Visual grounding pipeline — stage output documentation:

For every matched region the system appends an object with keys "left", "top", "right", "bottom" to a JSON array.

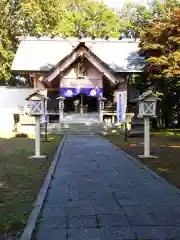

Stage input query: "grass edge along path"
[
  {"left": 104, "top": 133, "right": 180, "bottom": 190},
  {"left": 0, "top": 134, "right": 62, "bottom": 240}
]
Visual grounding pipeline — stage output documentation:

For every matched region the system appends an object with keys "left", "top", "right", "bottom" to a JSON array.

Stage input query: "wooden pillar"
[{"left": 29, "top": 73, "right": 36, "bottom": 88}]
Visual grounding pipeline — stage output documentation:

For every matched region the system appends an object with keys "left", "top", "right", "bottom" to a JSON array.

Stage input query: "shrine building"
[{"left": 11, "top": 37, "right": 144, "bottom": 124}]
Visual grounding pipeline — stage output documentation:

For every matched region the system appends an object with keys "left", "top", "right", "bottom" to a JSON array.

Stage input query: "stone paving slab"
[
  {"left": 97, "top": 214, "right": 130, "bottom": 227},
  {"left": 68, "top": 228, "right": 102, "bottom": 240},
  {"left": 122, "top": 206, "right": 158, "bottom": 226},
  {"left": 41, "top": 204, "right": 68, "bottom": 218},
  {"left": 93, "top": 203, "right": 122, "bottom": 215},
  {"left": 34, "top": 135, "right": 180, "bottom": 240},
  {"left": 167, "top": 227, "right": 180, "bottom": 240},
  {"left": 68, "top": 215, "right": 97, "bottom": 228},
  {"left": 68, "top": 204, "right": 96, "bottom": 217},
  {"left": 131, "top": 226, "right": 169, "bottom": 240},
  {"left": 100, "top": 226, "right": 135, "bottom": 240},
  {"left": 35, "top": 227, "right": 67, "bottom": 240}
]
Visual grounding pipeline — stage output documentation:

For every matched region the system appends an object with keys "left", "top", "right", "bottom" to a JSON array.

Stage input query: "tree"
[
  {"left": 118, "top": 1, "right": 155, "bottom": 37},
  {"left": 140, "top": 8, "right": 180, "bottom": 127},
  {"left": 140, "top": 8, "right": 180, "bottom": 80},
  {"left": 19, "top": 0, "right": 120, "bottom": 37},
  {"left": 0, "top": 0, "right": 20, "bottom": 82},
  {"left": 1, "top": 0, "right": 179, "bottom": 84},
  {"left": 0, "top": 0, "right": 120, "bottom": 82},
  {"left": 119, "top": 0, "right": 179, "bottom": 38}
]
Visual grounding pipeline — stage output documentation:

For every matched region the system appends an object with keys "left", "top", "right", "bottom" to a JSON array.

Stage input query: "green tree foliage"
[
  {"left": 140, "top": 7, "right": 180, "bottom": 127},
  {"left": 140, "top": 7, "right": 180, "bottom": 81},
  {"left": 0, "top": 0, "right": 20, "bottom": 82},
  {"left": 118, "top": 0, "right": 179, "bottom": 37},
  {"left": 19, "top": 0, "right": 120, "bottom": 37},
  {"left": 0, "top": 0, "right": 120, "bottom": 82},
  {"left": 0, "top": 0, "right": 179, "bottom": 83}
]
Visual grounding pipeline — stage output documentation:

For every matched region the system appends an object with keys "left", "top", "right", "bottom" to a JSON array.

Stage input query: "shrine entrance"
[
  {"left": 60, "top": 87, "right": 101, "bottom": 124},
  {"left": 60, "top": 87, "right": 102, "bottom": 113},
  {"left": 64, "top": 93, "right": 98, "bottom": 113}
]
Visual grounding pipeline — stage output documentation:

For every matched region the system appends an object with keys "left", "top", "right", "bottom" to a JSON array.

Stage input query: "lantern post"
[
  {"left": 56, "top": 96, "right": 65, "bottom": 124},
  {"left": 41, "top": 98, "right": 49, "bottom": 142},
  {"left": 26, "top": 91, "right": 48, "bottom": 159},
  {"left": 135, "top": 90, "right": 160, "bottom": 158},
  {"left": 98, "top": 97, "right": 106, "bottom": 123}
]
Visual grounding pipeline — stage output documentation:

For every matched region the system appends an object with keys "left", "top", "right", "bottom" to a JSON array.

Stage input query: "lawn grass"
[
  {"left": 105, "top": 133, "right": 180, "bottom": 189},
  {"left": 0, "top": 134, "right": 62, "bottom": 239}
]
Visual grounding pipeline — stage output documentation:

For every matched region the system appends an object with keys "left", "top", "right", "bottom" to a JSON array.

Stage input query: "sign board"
[{"left": 116, "top": 91, "right": 127, "bottom": 123}]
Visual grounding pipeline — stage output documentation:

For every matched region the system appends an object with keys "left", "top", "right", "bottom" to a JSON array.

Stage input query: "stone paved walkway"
[{"left": 35, "top": 135, "right": 180, "bottom": 240}]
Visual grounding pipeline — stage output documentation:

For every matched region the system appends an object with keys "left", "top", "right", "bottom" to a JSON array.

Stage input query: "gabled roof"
[
  {"left": 26, "top": 90, "right": 48, "bottom": 101},
  {"left": 44, "top": 42, "right": 118, "bottom": 84},
  {"left": 134, "top": 90, "right": 161, "bottom": 102},
  {"left": 11, "top": 37, "right": 145, "bottom": 73}
]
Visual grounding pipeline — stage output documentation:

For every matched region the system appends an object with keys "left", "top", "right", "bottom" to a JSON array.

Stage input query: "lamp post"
[
  {"left": 41, "top": 98, "right": 49, "bottom": 142},
  {"left": 56, "top": 96, "right": 65, "bottom": 124},
  {"left": 26, "top": 91, "right": 48, "bottom": 159},
  {"left": 80, "top": 94, "right": 84, "bottom": 114},
  {"left": 135, "top": 90, "right": 160, "bottom": 158},
  {"left": 98, "top": 97, "right": 106, "bottom": 123}
]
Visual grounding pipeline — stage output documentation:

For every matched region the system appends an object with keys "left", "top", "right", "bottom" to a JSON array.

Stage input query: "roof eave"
[
  {"left": 43, "top": 43, "right": 119, "bottom": 85},
  {"left": 11, "top": 69, "right": 49, "bottom": 74}
]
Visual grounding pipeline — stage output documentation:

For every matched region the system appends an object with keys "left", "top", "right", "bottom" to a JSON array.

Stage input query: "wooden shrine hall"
[{"left": 11, "top": 36, "right": 144, "bottom": 124}]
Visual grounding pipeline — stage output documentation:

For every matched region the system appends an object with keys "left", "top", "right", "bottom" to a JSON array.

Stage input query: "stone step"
[
  {"left": 50, "top": 131, "right": 98, "bottom": 135},
  {"left": 53, "top": 123, "right": 103, "bottom": 128},
  {"left": 49, "top": 129, "right": 101, "bottom": 135},
  {"left": 45, "top": 122, "right": 104, "bottom": 134}
]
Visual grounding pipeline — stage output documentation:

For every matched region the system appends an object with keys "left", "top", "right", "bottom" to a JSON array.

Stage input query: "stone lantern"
[
  {"left": 137, "top": 90, "right": 158, "bottom": 118},
  {"left": 26, "top": 91, "right": 47, "bottom": 116},
  {"left": 26, "top": 91, "right": 48, "bottom": 158},
  {"left": 135, "top": 90, "right": 160, "bottom": 158}
]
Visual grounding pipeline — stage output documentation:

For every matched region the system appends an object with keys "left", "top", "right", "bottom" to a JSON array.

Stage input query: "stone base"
[
  {"left": 29, "top": 155, "right": 47, "bottom": 159},
  {"left": 138, "top": 154, "right": 158, "bottom": 159}
]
